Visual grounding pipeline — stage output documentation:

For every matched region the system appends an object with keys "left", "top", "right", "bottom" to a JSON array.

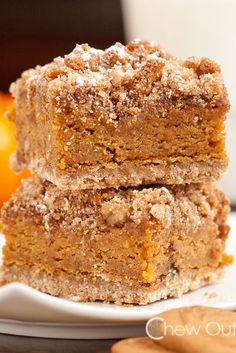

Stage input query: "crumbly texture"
[
  {"left": 0, "top": 176, "right": 230, "bottom": 304},
  {"left": 10, "top": 40, "right": 229, "bottom": 189},
  {"left": 3, "top": 266, "right": 223, "bottom": 306}
]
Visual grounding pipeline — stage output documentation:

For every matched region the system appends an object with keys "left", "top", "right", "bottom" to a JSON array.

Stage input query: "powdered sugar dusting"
[
  {"left": 105, "top": 43, "right": 134, "bottom": 60},
  {"left": 14, "top": 39, "right": 228, "bottom": 131},
  {"left": 77, "top": 76, "right": 85, "bottom": 86},
  {"left": 81, "top": 52, "right": 91, "bottom": 61}
]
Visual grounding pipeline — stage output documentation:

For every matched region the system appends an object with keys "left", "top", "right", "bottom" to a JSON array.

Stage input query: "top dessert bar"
[{"left": 10, "top": 40, "right": 229, "bottom": 190}]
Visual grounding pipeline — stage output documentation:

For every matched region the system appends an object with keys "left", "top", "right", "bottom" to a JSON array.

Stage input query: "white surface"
[
  {"left": 122, "top": 0, "right": 236, "bottom": 202},
  {"left": 0, "top": 213, "right": 235, "bottom": 339}
]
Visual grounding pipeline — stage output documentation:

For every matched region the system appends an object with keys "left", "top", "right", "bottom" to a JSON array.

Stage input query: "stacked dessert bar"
[{"left": 0, "top": 40, "right": 231, "bottom": 304}]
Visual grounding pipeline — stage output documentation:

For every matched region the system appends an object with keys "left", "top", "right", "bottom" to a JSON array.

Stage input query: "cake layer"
[
  {"left": 0, "top": 176, "right": 230, "bottom": 304},
  {"left": 10, "top": 40, "right": 229, "bottom": 189}
]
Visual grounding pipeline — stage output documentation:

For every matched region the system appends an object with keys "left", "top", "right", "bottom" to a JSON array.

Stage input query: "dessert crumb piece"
[{"left": 204, "top": 291, "right": 217, "bottom": 299}]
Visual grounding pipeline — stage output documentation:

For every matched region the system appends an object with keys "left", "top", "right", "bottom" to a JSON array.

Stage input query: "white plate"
[
  {"left": 0, "top": 320, "right": 146, "bottom": 339},
  {"left": 0, "top": 213, "right": 235, "bottom": 339}
]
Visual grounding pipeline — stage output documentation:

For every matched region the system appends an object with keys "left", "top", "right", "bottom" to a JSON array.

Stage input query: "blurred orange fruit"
[{"left": 0, "top": 92, "right": 30, "bottom": 205}]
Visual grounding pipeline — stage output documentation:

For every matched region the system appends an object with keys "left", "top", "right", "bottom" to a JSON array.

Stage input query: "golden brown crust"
[
  {"left": 3, "top": 265, "right": 223, "bottom": 305},
  {"left": 10, "top": 40, "right": 229, "bottom": 189},
  {"left": 11, "top": 157, "right": 228, "bottom": 190}
]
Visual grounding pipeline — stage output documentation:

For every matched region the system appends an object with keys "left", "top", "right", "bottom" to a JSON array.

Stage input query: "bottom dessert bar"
[{"left": 0, "top": 176, "right": 230, "bottom": 304}]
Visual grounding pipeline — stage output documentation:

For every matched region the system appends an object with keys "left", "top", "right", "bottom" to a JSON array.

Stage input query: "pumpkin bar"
[
  {"left": 0, "top": 176, "right": 230, "bottom": 304},
  {"left": 10, "top": 40, "right": 229, "bottom": 190}
]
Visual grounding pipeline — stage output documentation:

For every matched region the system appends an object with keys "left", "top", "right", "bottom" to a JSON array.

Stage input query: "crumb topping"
[
  {"left": 0, "top": 176, "right": 230, "bottom": 238},
  {"left": 10, "top": 39, "right": 229, "bottom": 125}
]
